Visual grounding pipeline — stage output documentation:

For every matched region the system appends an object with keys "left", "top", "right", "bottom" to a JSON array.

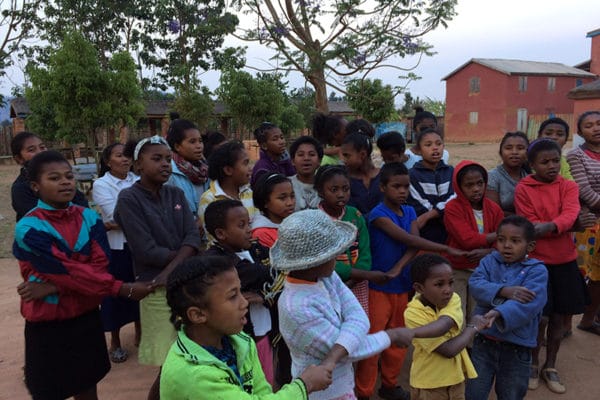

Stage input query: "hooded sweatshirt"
[
  {"left": 444, "top": 161, "right": 504, "bottom": 269},
  {"left": 514, "top": 175, "right": 579, "bottom": 264}
]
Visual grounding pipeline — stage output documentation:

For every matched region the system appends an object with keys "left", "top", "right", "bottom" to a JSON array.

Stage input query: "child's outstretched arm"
[{"left": 433, "top": 315, "right": 488, "bottom": 358}]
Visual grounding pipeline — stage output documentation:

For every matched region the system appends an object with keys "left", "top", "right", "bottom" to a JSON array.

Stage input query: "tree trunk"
[{"left": 308, "top": 71, "right": 329, "bottom": 114}]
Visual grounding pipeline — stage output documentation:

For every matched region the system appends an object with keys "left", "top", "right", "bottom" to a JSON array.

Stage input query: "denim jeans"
[{"left": 465, "top": 335, "right": 531, "bottom": 400}]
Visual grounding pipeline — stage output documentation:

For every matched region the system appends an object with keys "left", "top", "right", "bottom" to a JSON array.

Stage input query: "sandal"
[
  {"left": 541, "top": 367, "right": 566, "bottom": 394},
  {"left": 528, "top": 364, "right": 539, "bottom": 390},
  {"left": 576, "top": 323, "right": 600, "bottom": 336},
  {"left": 109, "top": 347, "right": 128, "bottom": 363}
]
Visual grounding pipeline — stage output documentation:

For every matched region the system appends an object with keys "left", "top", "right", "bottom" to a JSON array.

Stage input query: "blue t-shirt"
[
  {"left": 368, "top": 202, "right": 416, "bottom": 294},
  {"left": 348, "top": 172, "right": 383, "bottom": 217}
]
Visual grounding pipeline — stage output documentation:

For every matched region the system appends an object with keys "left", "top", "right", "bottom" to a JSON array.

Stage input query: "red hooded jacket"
[
  {"left": 514, "top": 174, "right": 579, "bottom": 264},
  {"left": 444, "top": 160, "right": 504, "bottom": 269}
]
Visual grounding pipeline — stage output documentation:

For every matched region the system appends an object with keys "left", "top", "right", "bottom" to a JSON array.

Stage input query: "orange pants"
[{"left": 355, "top": 289, "right": 408, "bottom": 397}]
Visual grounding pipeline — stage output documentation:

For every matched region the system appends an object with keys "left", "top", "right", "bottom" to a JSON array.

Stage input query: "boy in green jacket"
[{"left": 160, "top": 255, "right": 332, "bottom": 399}]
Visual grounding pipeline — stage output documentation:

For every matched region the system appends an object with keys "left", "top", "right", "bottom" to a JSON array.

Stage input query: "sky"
[{"left": 2, "top": 0, "right": 600, "bottom": 104}]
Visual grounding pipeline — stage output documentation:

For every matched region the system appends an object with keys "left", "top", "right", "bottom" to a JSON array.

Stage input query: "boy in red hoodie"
[{"left": 444, "top": 160, "right": 504, "bottom": 320}]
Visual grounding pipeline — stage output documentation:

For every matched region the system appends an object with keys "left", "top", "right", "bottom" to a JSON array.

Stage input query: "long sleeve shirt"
[
  {"left": 114, "top": 183, "right": 201, "bottom": 280},
  {"left": 13, "top": 201, "right": 121, "bottom": 322},
  {"left": 279, "top": 273, "right": 390, "bottom": 399}
]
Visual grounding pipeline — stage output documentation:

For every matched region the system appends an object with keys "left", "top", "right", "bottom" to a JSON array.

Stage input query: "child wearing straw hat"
[{"left": 272, "top": 209, "right": 415, "bottom": 400}]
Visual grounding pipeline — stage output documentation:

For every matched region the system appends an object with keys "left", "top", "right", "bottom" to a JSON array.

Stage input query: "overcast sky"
[{"left": 2, "top": 0, "right": 600, "bottom": 104}]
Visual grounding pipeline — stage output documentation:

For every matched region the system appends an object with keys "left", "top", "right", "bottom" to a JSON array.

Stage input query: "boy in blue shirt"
[{"left": 466, "top": 215, "right": 548, "bottom": 400}]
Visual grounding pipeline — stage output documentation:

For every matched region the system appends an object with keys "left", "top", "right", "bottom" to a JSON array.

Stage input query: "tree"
[
  {"left": 0, "top": 0, "right": 40, "bottom": 102},
  {"left": 25, "top": 32, "right": 144, "bottom": 146},
  {"left": 347, "top": 78, "right": 396, "bottom": 123},
  {"left": 217, "top": 70, "right": 305, "bottom": 136},
  {"left": 399, "top": 92, "right": 415, "bottom": 117},
  {"left": 143, "top": 0, "right": 244, "bottom": 93},
  {"left": 289, "top": 86, "right": 316, "bottom": 129},
  {"left": 420, "top": 96, "right": 445, "bottom": 116},
  {"left": 170, "top": 87, "right": 214, "bottom": 128},
  {"left": 233, "top": 0, "right": 457, "bottom": 112}
]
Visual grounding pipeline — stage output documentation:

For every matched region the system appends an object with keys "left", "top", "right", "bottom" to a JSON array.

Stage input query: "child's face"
[
  {"left": 418, "top": 133, "right": 444, "bottom": 168},
  {"left": 107, "top": 144, "right": 131, "bottom": 177},
  {"left": 319, "top": 174, "right": 350, "bottom": 214},
  {"left": 16, "top": 136, "right": 47, "bottom": 165},
  {"left": 175, "top": 128, "right": 204, "bottom": 162},
  {"left": 292, "top": 143, "right": 320, "bottom": 178},
  {"left": 539, "top": 123, "right": 567, "bottom": 149},
  {"left": 262, "top": 128, "right": 286, "bottom": 157},
  {"left": 496, "top": 224, "right": 534, "bottom": 263},
  {"left": 459, "top": 170, "right": 485, "bottom": 208},
  {"left": 381, "top": 174, "right": 410, "bottom": 206},
  {"left": 340, "top": 143, "right": 365, "bottom": 171},
  {"left": 415, "top": 118, "right": 437, "bottom": 133},
  {"left": 225, "top": 149, "right": 251, "bottom": 186},
  {"left": 216, "top": 206, "right": 252, "bottom": 252},
  {"left": 200, "top": 268, "right": 249, "bottom": 336},
  {"left": 579, "top": 113, "right": 600, "bottom": 146},
  {"left": 265, "top": 181, "right": 296, "bottom": 223},
  {"left": 380, "top": 149, "right": 405, "bottom": 164},
  {"left": 30, "top": 161, "right": 76, "bottom": 209},
  {"left": 415, "top": 263, "right": 454, "bottom": 309},
  {"left": 500, "top": 137, "right": 528, "bottom": 168},
  {"left": 530, "top": 149, "right": 560, "bottom": 183},
  {"left": 136, "top": 144, "right": 172, "bottom": 185}
]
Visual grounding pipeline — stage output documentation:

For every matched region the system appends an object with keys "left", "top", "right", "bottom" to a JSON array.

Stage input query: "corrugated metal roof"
[
  {"left": 568, "top": 79, "right": 600, "bottom": 99},
  {"left": 442, "top": 58, "right": 596, "bottom": 80}
]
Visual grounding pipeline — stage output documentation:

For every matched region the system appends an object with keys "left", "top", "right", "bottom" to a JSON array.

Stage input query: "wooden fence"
[{"left": 527, "top": 114, "right": 574, "bottom": 140}]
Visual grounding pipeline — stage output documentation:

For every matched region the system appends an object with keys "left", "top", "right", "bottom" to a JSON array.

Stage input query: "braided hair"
[{"left": 166, "top": 256, "right": 235, "bottom": 330}]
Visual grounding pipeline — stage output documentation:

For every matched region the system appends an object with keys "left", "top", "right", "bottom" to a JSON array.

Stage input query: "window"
[
  {"left": 517, "top": 108, "right": 528, "bottom": 132},
  {"left": 576, "top": 79, "right": 583, "bottom": 87},
  {"left": 469, "top": 111, "right": 478, "bottom": 125},
  {"left": 469, "top": 77, "right": 480, "bottom": 93},
  {"left": 547, "top": 77, "right": 556, "bottom": 92},
  {"left": 518, "top": 76, "right": 528, "bottom": 92}
]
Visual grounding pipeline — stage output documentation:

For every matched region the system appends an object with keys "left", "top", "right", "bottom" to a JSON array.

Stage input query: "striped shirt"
[{"left": 567, "top": 146, "right": 600, "bottom": 213}]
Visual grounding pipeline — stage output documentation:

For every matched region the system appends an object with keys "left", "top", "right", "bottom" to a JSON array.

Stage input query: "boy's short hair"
[
  {"left": 204, "top": 199, "right": 245, "bottom": 237},
  {"left": 379, "top": 162, "right": 409, "bottom": 185},
  {"left": 497, "top": 215, "right": 535, "bottom": 242},
  {"left": 410, "top": 253, "right": 451, "bottom": 285},
  {"left": 526, "top": 138, "right": 561, "bottom": 164},
  {"left": 538, "top": 117, "right": 569, "bottom": 140},
  {"left": 376, "top": 131, "right": 406, "bottom": 155},
  {"left": 456, "top": 164, "right": 487, "bottom": 187},
  {"left": 289, "top": 135, "right": 324, "bottom": 159}
]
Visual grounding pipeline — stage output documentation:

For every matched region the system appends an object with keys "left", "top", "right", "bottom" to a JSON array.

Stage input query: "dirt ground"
[{"left": 0, "top": 143, "right": 598, "bottom": 399}]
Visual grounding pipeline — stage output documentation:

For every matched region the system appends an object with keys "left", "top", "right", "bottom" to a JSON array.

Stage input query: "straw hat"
[{"left": 270, "top": 209, "right": 357, "bottom": 271}]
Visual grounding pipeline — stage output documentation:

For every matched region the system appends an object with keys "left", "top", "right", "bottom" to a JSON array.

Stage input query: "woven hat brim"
[{"left": 270, "top": 220, "right": 357, "bottom": 271}]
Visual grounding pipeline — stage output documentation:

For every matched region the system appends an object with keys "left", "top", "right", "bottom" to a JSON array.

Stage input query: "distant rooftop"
[
  {"left": 568, "top": 79, "right": 600, "bottom": 99},
  {"left": 442, "top": 58, "right": 597, "bottom": 81},
  {"left": 587, "top": 28, "right": 600, "bottom": 38}
]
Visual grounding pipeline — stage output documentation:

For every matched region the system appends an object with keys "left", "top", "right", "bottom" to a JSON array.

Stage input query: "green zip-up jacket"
[{"left": 160, "top": 330, "right": 308, "bottom": 400}]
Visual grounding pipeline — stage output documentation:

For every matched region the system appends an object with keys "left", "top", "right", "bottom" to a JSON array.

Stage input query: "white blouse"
[{"left": 92, "top": 172, "right": 138, "bottom": 250}]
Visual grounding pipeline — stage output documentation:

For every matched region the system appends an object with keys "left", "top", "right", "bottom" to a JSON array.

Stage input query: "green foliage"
[
  {"left": 171, "top": 88, "right": 214, "bottom": 128},
  {"left": 419, "top": 97, "right": 446, "bottom": 116},
  {"left": 142, "top": 0, "right": 244, "bottom": 92},
  {"left": 217, "top": 69, "right": 285, "bottom": 132},
  {"left": 277, "top": 103, "right": 305, "bottom": 136},
  {"left": 1, "top": 0, "right": 40, "bottom": 74},
  {"left": 347, "top": 79, "right": 396, "bottom": 123},
  {"left": 25, "top": 32, "right": 144, "bottom": 145},
  {"left": 289, "top": 87, "right": 316, "bottom": 129}
]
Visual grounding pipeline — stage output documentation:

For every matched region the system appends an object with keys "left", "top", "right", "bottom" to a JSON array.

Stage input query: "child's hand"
[
  {"left": 574, "top": 212, "right": 598, "bottom": 231},
  {"left": 470, "top": 314, "right": 492, "bottom": 331},
  {"left": 299, "top": 364, "right": 332, "bottom": 393},
  {"left": 534, "top": 222, "right": 556, "bottom": 237},
  {"left": 499, "top": 286, "right": 536, "bottom": 303},
  {"left": 446, "top": 247, "right": 467, "bottom": 258},
  {"left": 387, "top": 327, "right": 415, "bottom": 348},
  {"left": 466, "top": 248, "right": 492, "bottom": 262},
  {"left": 482, "top": 309, "right": 500, "bottom": 327},
  {"left": 123, "top": 282, "right": 155, "bottom": 301},
  {"left": 242, "top": 292, "right": 264, "bottom": 304},
  {"left": 17, "top": 281, "right": 57, "bottom": 301},
  {"left": 368, "top": 270, "right": 392, "bottom": 286}
]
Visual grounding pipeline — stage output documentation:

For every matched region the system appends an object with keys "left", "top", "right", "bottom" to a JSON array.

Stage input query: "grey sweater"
[{"left": 115, "top": 182, "right": 201, "bottom": 280}]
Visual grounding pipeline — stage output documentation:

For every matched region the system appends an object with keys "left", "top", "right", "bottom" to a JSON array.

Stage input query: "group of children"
[{"left": 9, "top": 109, "right": 600, "bottom": 400}]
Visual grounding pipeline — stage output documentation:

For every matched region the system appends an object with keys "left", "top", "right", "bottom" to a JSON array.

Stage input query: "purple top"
[{"left": 251, "top": 149, "right": 296, "bottom": 187}]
